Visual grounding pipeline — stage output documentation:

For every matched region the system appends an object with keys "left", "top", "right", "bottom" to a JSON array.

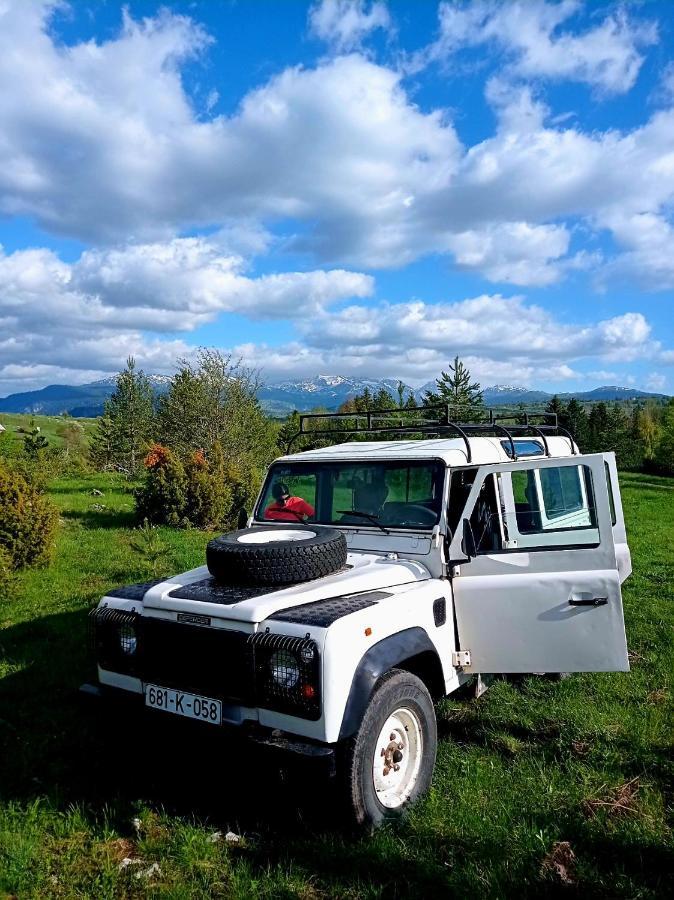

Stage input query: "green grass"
[
  {"left": 0, "top": 413, "right": 97, "bottom": 452},
  {"left": 1, "top": 472, "right": 673, "bottom": 898}
]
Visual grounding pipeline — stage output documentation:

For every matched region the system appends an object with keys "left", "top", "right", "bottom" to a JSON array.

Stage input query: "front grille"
[
  {"left": 91, "top": 608, "right": 320, "bottom": 718},
  {"left": 139, "top": 618, "right": 252, "bottom": 703}
]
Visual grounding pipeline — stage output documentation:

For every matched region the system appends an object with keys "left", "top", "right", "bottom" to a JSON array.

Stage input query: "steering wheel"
[{"left": 391, "top": 504, "right": 438, "bottom": 527}]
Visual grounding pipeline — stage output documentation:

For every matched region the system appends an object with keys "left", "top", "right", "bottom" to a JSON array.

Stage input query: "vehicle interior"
[{"left": 257, "top": 460, "right": 445, "bottom": 530}]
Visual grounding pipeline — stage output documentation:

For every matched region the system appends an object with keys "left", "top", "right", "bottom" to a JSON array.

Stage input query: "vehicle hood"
[{"left": 139, "top": 552, "right": 431, "bottom": 624}]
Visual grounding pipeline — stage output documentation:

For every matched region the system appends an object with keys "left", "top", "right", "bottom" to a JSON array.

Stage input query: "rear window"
[{"left": 500, "top": 439, "right": 544, "bottom": 458}]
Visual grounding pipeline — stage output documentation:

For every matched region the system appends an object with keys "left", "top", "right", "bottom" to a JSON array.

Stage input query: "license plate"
[{"left": 144, "top": 684, "right": 222, "bottom": 725}]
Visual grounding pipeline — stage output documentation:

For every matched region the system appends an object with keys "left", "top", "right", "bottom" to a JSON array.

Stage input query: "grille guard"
[{"left": 90, "top": 607, "right": 321, "bottom": 720}]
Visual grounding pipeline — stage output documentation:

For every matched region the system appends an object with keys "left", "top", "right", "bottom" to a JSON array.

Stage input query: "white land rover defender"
[{"left": 84, "top": 409, "right": 631, "bottom": 829}]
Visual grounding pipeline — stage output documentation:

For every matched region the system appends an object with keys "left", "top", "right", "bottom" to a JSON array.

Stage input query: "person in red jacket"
[{"left": 264, "top": 482, "right": 315, "bottom": 522}]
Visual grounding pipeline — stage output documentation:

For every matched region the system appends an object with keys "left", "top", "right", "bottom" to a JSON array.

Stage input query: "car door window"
[{"left": 498, "top": 463, "right": 599, "bottom": 549}]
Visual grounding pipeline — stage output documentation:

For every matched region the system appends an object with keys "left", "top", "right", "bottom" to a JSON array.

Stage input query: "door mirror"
[
  {"left": 237, "top": 508, "right": 249, "bottom": 529},
  {"left": 462, "top": 518, "right": 477, "bottom": 559}
]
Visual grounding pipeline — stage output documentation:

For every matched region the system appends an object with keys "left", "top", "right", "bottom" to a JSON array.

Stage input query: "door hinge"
[{"left": 452, "top": 650, "right": 471, "bottom": 668}]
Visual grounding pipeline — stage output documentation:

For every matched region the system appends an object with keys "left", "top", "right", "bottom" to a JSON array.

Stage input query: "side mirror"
[
  {"left": 237, "top": 508, "right": 249, "bottom": 529},
  {"left": 461, "top": 519, "right": 477, "bottom": 559}
]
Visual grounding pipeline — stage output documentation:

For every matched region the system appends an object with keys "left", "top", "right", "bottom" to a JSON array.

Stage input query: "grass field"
[
  {"left": 0, "top": 413, "right": 97, "bottom": 452},
  {"left": 0, "top": 472, "right": 672, "bottom": 898}
]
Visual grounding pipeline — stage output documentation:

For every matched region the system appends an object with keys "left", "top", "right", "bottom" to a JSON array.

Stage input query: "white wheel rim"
[
  {"left": 237, "top": 530, "right": 316, "bottom": 544},
  {"left": 372, "top": 706, "right": 423, "bottom": 809}
]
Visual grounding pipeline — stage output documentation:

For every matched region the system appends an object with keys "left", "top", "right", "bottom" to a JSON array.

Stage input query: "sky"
[{"left": 0, "top": 0, "right": 673, "bottom": 397}]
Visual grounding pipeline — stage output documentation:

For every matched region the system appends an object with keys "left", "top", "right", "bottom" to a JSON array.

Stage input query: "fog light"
[
  {"left": 270, "top": 649, "right": 300, "bottom": 689},
  {"left": 119, "top": 623, "right": 137, "bottom": 656}
]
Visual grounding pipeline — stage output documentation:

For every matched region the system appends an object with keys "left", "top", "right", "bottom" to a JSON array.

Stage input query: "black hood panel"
[{"left": 166, "top": 577, "right": 294, "bottom": 606}]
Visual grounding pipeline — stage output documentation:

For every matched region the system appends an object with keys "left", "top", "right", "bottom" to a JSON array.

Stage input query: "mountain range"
[{"left": 0, "top": 374, "right": 668, "bottom": 418}]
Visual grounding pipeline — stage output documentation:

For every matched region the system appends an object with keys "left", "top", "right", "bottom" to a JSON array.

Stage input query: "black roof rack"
[{"left": 286, "top": 404, "right": 576, "bottom": 463}]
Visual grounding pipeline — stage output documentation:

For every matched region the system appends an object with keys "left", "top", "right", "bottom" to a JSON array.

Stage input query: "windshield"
[{"left": 255, "top": 460, "right": 445, "bottom": 530}]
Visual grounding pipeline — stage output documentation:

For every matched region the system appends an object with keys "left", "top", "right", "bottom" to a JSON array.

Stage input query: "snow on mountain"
[{"left": 0, "top": 374, "right": 668, "bottom": 418}]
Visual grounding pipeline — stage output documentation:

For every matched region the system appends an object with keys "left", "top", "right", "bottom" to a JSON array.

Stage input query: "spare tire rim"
[
  {"left": 236, "top": 529, "right": 317, "bottom": 544},
  {"left": 373, "top": 706, "right": 423, "bottom": 809}
]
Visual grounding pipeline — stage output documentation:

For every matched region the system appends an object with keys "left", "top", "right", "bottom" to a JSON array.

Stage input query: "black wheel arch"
[{"left": 338, "top": 627, "right": 445, "bottom": 741}]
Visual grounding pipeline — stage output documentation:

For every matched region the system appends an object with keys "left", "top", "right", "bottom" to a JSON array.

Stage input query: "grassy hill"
[
  {"left": 0, "top": 412, "right": 97, "bottom": 452},
  {"left": 0, "top": 472, "right": 672, "bottom": 897}
]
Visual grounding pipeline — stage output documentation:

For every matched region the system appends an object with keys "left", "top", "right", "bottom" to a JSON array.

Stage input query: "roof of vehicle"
[{"left": 277, "top": 435, "right": 579, "bottom": 467}]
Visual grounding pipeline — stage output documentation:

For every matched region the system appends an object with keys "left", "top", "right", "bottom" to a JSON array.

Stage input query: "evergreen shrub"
[
  {"left": 0, "top": 462, "right": 58, "bottom": 572},
  {"left": 135, "top": 442, "right": 234, "bottom": 529}
]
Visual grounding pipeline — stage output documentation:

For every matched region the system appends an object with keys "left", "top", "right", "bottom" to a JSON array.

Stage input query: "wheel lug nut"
[{"left": 389, "top": 733, "right": 397, "bottom": 741}]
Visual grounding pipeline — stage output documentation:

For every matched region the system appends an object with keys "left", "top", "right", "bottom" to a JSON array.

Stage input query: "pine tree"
[
  {"left": 424, "top": 356, "right": 484, "bottom": 422},
  {"left": 89, "top": 413, "right": 119, "bottom": 470},
  {"left": 373, "top": 388, "right": 396, "bottom": 410},
  {"left": 587, "top": 402, "right": 610, "bottom": 453},
  {"left": 587, "top": 402, "right": 631, "bottom": 465},
  {"left": 23, "top": 421, "right": 49, "bottom": 458},
  {"left": 94, "top": 358, "right": 155, "bottom": 474},
  {"left": 653, "top": 399, "right": 674, "bottom": 475},
  {"left": 562, "top": 398, "right": 589, "bottom": 449},
  {"left": 545, "top": 396, "right": 566, "bottom": 419}
]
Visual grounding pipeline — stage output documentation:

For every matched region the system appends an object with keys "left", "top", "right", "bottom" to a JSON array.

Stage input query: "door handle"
[{"left": 569, "top": 596, "right": 608, "bottom": 606}]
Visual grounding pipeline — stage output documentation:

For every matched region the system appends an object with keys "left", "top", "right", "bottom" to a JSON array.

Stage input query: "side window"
[
  {"left": 539, "top": 466, "right": 583, "bottom": 520},
  {"left": 468, "top": 474, "right": 502, "bottom": 553},
  {"left": 498, "top": 463, "right": 599, "bottom": 549}
]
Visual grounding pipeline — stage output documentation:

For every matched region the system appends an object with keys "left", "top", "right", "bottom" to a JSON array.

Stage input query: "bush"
[
  {"left": 135, "top": 442, "right": 237, "bottom": 530},
  {"left": 0, "top": 546, "right": 15, "bottom": 600},
  {"left": 184, "top": 446, "right": 233, "bottom": 530},
  {"left": 135, "top": 444, "right": 188, "bottom": 528},
  {"left": 0, "top": 463, "right": 58, "bottom": 571}
]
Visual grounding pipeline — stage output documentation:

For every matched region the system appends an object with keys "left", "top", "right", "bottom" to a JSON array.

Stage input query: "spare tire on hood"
[{"left": 206, "top": 524, "right": 347, "bottom": 586}]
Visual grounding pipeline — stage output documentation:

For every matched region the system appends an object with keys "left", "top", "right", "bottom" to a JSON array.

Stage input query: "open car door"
[{"left": 447, "top": 453, "right": 629, "bottom": 673}]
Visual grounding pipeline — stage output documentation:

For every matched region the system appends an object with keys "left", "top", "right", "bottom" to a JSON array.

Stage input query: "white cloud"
[
  {"left": 0, "top": 4, "right": 673, "bottom": 287},
  {"left": 645, "top": 372, "right": 666, "bottom": 391},
  {"left": 72, "top": 238, "right": 373, "bottom": 324},
  {"left": 427, "top": 0, "right": 657, "bottom": 94},
  {"left": 596, "top": 212, "right": 674, "bottom": 290},
  {"left": 0, "top": 238, "right": 373, "bottom": 389},
  {"left": 309, "top": 0, "right": 391, "bottom": 51},
  {"left": 0, "top": 245, "right": 665, "bottom": 395},
  {"left": 586, "top": 370, "right": 618, "bottom": 383},
  {"left": 301, "top": 296, "right": 656, "bottom": 365},
  {"left": 445, "top": 221, "right": 570, "bottom": 285}
]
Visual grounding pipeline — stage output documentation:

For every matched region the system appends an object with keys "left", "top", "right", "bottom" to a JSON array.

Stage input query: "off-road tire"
[
  {"left": 206, "top": 524, "right": 347, "bottom": 585},
  {"left": 339, "top": 668, "right": 437, "bottom": 831}
]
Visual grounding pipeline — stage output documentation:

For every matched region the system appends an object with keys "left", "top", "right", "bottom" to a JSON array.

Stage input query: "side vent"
[{"left": 433, "top": 596, "right": 446, "bottom": 627}]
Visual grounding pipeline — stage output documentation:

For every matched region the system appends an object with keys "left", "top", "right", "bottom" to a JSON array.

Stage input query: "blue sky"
[{"left": 0, "top": 0, "right": 672, "bottom": 396}]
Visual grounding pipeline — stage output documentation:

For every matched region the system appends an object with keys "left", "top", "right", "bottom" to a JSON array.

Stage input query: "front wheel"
[{"left": 339, "top": 669, "right": 437, "bottom": 830}]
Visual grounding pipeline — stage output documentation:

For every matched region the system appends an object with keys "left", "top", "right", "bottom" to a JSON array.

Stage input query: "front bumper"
[{"left": 79, "top": 682, "right": 335, "bottom": 772}]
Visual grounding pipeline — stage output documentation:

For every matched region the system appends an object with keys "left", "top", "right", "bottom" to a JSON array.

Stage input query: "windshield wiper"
[{"left": 337, "top": 510, "right": 390, "bottom": 534}]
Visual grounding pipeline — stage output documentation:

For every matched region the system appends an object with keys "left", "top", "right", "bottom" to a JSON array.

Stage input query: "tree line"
[
  {"left": 81, "top": 351, "right": 674, "bottom": 530},
  {"left": 284, "top": 356, "right": 674, "bottom": 474}
]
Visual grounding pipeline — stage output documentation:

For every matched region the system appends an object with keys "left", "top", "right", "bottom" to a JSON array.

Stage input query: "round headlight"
[
  {"left": 119, "top": 623, "right": 137, "bottom": 656},
  {"left": 269, "top": 649, "right": 300, "bottom": 689}
]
